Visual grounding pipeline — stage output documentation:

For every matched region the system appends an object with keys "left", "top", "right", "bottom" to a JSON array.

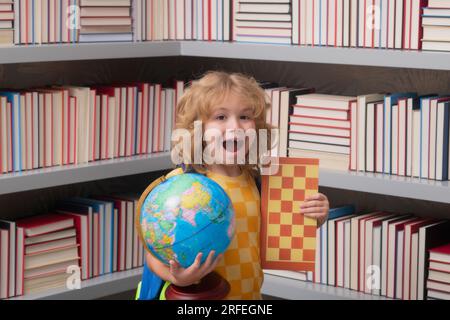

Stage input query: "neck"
[{"left": 207, "top": 164, "right": 242, "bottom": 177}]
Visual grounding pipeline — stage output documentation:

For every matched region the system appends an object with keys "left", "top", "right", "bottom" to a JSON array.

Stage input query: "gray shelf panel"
[
  {"left": 0, "top": 153, "right": 174, "bottom": 195},
  {"left": 11, "top": 268, "right": 385, "bottom": 300},
  {"left": 320, "top": 169, "right": 450, "bottom": 204},
  {"left": 0, "top": 41, "right": 180, "bottom": 64},
  {"left": 1, "top": 41, "right": 450, "bottom": 70},
  {"left": 10, "top": 267, "right": 143, "bottom": 300},
  {"left": 181, "top": 41, "right": 450, "bottom": 71},
  {"left": 262, "top": 273, "right": 388, "bottom": 300}
]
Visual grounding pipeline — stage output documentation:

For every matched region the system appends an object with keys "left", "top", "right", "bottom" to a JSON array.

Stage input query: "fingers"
[
  {"left": 304, "top": 193, "right": 326, "bottom": 202},
  {"left": 300, "top": 200, "right": 324, "bottom": 209}
]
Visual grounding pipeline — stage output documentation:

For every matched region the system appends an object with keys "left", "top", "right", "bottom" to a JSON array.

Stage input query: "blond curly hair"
[{"left": 172, "top": 71, "right": 275, "bottom": 177}]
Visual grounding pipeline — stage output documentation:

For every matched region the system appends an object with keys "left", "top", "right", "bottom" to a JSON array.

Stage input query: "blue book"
[
  {"left": 66, "top": 198, "right": 114, "bottom": 275},
  {"left": 383, "top": 93, "right": 417, "bottom": 175},
  {"left": 0, "top": 91, "right": 21, "bottom": 172},
  {"left": 319, "top": 205, "right": 355, "bottom": 284}
]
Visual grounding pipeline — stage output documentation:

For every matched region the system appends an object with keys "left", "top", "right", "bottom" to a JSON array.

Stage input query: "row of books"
[
  {"left": 0, "top": 81, "right": 185, "bottom": 174},
  {"left": 265, "top": 86, "right": 450, "bottom": 181},
  {"left": 427, "top": 243, "right": 450, "bottom": 300},
  {"left": 351, "top": 94, "right": 450, "bottom": 181},
  {"left": 265, "top": 205, "right": 450, "bottom": 300},
  {"left": 2, "top": 0, "right": 449, "bottom": 53},
  {"left": 134, "top": 0, "right": 232, "bottom": 42},
  {"left": 291, "top": 0, "right": 425, "bottom": 50},
  {"left": 0, "top": 194, "right": 146, "bottom": 299}
]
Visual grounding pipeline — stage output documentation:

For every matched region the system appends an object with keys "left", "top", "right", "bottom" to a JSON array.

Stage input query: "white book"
[
  {"left": 406, "top": 98, "right": 414, "bottom": 176},
  {"left": 119, "top": 87, "right": 127, "bottom": 157},
  {"left": 159, "top": 90, "right": 166, "bottom": 152},
  {"left": 395, "top": 230, "right": 404, "bottom": 299},
  {"left": 320, "top": 0, "right": 327, "bottom": 47},
  {"left": 185, "top": 0, "right": 193, "bottom": 40},
  {"left": 366, "top": 102, "right": 376, "bottom": 172},
  {"left": 398, "top": 99, "right": 408, "bottom": 176},
  {"left": 375, "top": 102, "right": 384, "bottom": 173},
  {"left": 126, "top": 201, "right": 133, "bottom": 270},
  {"left": 387, "top": 0, "right": 395, "bottom": 48},
  {"left": 420, "top": 97, "right": 432, "bottom": 179},
  {"left": 147, "top": 85, "right": 155, "bottom": 154},
  {"left": 412, "top": 109, "right": 421, "bottom": 177},
  {"left": 394, "top": 0, "right": 403, "bottom": 49},
  {"left": 372, "top": 226, "right": 382, "bottom": 295},
  {"left": 391, "top": 104, "right": 398, "bottom": 175}
]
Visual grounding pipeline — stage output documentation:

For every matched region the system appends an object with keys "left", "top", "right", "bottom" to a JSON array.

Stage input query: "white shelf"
[
  {"left": 181, "top": 41, "right": 450, "bottom": 71},
  {"left": 0, "top": 153, "right": 173, "bottom": 195},
  {"left": 0, "top": 41, "right": 180, "bottom": 64},
  {"left": 9, "top": 267, "right": 143, "bottom": 300},
  {"left": 1, "top": 41, "right": 450, "bottom": 70},
  {"left": 320, "top": 169, "right": 450, "bottom": 204},
  {"left": 10, "top": 268, "right": 385, "bottom": 300},
  {"left": 262, "top": 273, "right": 388, "bottom": 300}
]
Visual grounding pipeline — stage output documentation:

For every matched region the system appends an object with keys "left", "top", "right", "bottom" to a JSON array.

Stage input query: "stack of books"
[
  {"left": 16, "top": 214, "right": 80, "bottom": 296},
  {"left": 427, "top": 243, "right": 450, "bottom": 300},
  {"left": 288, "top": 93, "right": 354, "bottom": 171},
  {"left": 79, "top": 0, "right": 132, "bottom": 42},
  {"left": 234, "top": 0, "right": 292, "bottom": 44},
  {"left": 422, "top": 0, "right": 450, "bottom": 52},
  {"left": 0, "top": 0, "right": 13, "bottom": 45}
]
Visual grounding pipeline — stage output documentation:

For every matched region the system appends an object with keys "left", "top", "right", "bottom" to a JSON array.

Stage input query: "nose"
[{"left": 226, "top": 115, "right": 242, "bottom": 131}]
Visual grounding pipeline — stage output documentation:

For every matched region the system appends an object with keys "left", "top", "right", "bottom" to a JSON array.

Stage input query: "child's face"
[{"left": 203, "top": 92, "right": 256, "bottom": 165}]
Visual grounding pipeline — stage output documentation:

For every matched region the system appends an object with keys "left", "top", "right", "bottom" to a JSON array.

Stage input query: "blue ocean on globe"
[{"left": 139, "top": 173, "right": 235, "bottom": 268}]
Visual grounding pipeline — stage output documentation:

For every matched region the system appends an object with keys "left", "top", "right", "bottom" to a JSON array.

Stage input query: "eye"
[
  {"left": 215, "top": 114, "right": 226, "bottom": 121},
  {"left": 240, "top": 115, "right": 252, "bottom": 120}
]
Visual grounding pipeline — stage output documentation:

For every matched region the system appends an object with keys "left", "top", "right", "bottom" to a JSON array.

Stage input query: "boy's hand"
[
  {"left": 300, "top": 193, "right": 329, "bottom": 227},
  {"left": 168, "top": 251, "right": 222, "bottom": 287}
]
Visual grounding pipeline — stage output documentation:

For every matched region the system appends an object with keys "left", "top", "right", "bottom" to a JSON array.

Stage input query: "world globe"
[{"left": 138, "top": 173, "right": 235, "bottom": 268}]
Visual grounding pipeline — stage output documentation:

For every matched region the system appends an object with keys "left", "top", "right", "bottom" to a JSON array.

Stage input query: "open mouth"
[{"left": 222, "top": 138, "right": 244, "bottom": 154}]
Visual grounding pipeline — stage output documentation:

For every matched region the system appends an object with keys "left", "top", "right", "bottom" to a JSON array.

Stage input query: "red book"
[
  {"left": 430, "top": 243, "right": 450, "bottom": 264},
  {"left": 15, "top": 214, "right": 74, "bottom": 296},
  {"left": 17, "top": 214, "right": 75, "bottom": 238}
]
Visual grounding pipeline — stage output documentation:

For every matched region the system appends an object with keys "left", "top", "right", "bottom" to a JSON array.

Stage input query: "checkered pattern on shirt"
[{"left": 207, "top": 171, "right": 264, "bottom": 300}]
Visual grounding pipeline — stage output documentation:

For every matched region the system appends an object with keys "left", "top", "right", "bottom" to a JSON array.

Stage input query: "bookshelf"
[
  {"left": 8, "top": 268, "right": 387, "bottom": 300},
  {"left": 1, "top": 39, "right": 450, "bottom": 301},
  {"left": 1, "top": 41, "right": 449, "bottom": 71},
  {"left": 0, "top": 153, "right": 173, "bottom": 195},
  {"left": 9, "top": 268, "right": 144, "bottom": 300}
]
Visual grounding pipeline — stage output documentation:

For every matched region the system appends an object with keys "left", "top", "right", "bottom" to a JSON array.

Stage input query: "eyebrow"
[{"left": 213, "top": 107, "right": 253, "bottom": 113}]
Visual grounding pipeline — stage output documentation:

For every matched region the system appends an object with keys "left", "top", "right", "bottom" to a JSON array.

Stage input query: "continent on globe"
[{"left": 137, "top": 173, "right": 235, "bottom": 268}]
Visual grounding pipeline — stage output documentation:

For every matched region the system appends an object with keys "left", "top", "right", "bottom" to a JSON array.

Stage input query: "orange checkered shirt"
[
  {"left": 166, "top": 168, "right": 264, "bottom": 300},
  {"left": 206, "top": 170, "right": 264, "bottom": 300}
]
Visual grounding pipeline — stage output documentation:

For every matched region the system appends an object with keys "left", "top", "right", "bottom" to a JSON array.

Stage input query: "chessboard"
[{"left": 260, "top": 157, "right": 319, "bottom": 271}]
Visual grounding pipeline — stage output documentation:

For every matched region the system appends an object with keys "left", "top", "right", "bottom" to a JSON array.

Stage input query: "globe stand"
[{"left": 165, "top": 272, "right": 230, "bottom": 300}]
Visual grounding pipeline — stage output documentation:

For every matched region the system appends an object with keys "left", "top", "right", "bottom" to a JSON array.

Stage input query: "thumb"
[{"left": 169, "top": 260, "right": 181, "bottom": 275}]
